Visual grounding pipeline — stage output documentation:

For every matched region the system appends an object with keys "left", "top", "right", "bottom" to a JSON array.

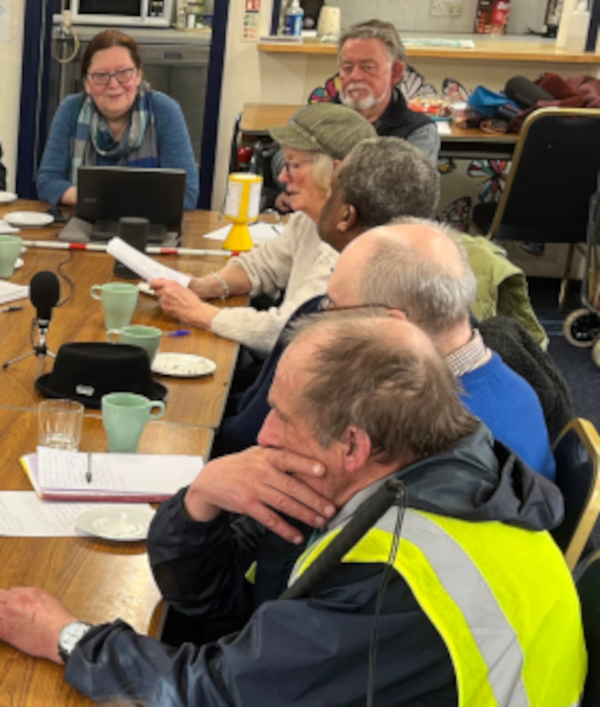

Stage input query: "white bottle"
[
  {"left": 564, "top": 1, "right": 590, "bottom": 53},
  {"left": 285, "top": 0, "right": 303, "bottom": 36},
  {"left": 556, "top": 0, "right": 579, "bottom": 48}
]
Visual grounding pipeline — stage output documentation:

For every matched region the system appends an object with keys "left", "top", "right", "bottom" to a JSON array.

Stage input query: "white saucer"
[
  {"left": 15, "top": 257, "right": 23, "bottom": 269},
  {"left": 4, "top": 211, "right": 54, "bottom": 228},
  {"left": 76, "top": 506, "right": 155, "bottom": 541},
  {"left": 138, "top": 281, "right": 156, "bottom": 297},
  {"left": 152, "top": 352, "right": 217, "bottom": 378},
  {"left": 0, "top": 191, "right": 17, "bottom": 204}
]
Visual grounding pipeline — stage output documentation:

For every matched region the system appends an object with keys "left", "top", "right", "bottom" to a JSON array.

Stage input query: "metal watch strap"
[{"left": 57, "top": 620, "right": 93, "bottom": 664}]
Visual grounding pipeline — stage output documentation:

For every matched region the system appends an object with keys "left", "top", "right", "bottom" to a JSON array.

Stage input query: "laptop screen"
[{"left": 76, "top": 166, "right": 186, "bottom": 235}]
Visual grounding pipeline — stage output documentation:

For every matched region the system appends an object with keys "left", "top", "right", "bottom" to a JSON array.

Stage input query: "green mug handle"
[
  {"left": 149, "top": 401, "right": 165, "bottom": 420},
  {"left": 106, "top": 329, "right": 122, "bottom": 344},
  {"left": 90, "top": 285, "right": 103, "bottom": 300}
]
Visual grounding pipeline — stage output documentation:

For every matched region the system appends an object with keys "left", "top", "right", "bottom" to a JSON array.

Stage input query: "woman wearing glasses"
[
  {"left": 37, "top": 30, "right": 198, "bottom": 209},
  {"left": 152, "top": 103, "right": 376, "bottom": 358}
]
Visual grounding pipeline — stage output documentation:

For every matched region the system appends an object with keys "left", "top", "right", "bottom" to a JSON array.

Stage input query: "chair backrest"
[
  {"left": 552, "top": 418, "right": 600, "bottom": 570},
  {"left": 490, "top": 107, "right": 600, "bottom": 243},
  {"left": 577, "top": 550, "right": 600, "bottom": 707}
]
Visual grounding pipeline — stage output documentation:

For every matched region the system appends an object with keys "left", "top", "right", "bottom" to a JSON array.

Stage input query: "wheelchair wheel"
[{"left": 563, "top": 308, "right": 600, "bottom": 348}]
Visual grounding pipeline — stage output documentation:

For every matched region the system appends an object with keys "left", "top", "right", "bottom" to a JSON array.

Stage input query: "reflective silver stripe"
[
  {"left": 393, "top": 511, "right": 530, "bottom": 707},
  {"left": 290, "top": 509, "right": 533, "bottom": 705}
]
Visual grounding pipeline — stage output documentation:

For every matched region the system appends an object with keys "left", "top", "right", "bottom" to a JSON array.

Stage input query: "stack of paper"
[
  {"left": 21, "top": 447, "right": 204, "bottom": 502},
  {"left": 0, "top": 280, "right": 29, "bottom": 304}
]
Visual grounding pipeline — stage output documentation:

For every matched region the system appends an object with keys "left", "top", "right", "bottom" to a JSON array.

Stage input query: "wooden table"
[
  {"left": 240, "top": 102, "right": 518, "bottom": 160},
  {"left": 0, "top": 410, "right": 212, "bottom": 706},
  {"left": 0, "top": 203, "right": 243, "bottom": 427},
  {"left": 0, "top": 203, "right": 239, "bottom": 705}
]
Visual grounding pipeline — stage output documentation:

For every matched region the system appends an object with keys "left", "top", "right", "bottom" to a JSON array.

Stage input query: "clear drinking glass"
[{"left": 38, "top": 399, "right": 84, "bottom": 450}]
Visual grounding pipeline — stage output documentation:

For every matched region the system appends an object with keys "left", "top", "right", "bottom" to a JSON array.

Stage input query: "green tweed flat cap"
[{"left": 268, "top": 103, "right": 377, "bottom": 160}]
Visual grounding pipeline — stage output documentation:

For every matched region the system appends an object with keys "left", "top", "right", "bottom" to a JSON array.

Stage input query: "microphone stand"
[{"left": 3, "top": 316, "right": 56, "bottom": 377}]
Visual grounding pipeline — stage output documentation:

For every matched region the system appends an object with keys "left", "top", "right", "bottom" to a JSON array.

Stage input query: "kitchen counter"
[{"left": 259, "top": 33, "right": 600, "bottom": 65}]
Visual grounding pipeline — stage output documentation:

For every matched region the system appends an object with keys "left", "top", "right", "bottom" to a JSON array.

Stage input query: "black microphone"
[{"left": 30, "top": 271, "right": 60, "bottom": 325}]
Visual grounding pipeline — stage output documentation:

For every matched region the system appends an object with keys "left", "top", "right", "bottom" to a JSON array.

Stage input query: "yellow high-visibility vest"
[{"left": 291, "top": 508, "right": 586, "bottom": 707}]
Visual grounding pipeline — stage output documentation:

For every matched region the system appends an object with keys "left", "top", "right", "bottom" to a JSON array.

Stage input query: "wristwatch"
[{"left": 57, "top": 620, "right": 93, "bottom": 664}]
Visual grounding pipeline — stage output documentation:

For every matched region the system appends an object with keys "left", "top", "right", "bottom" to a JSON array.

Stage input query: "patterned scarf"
[{"left": 70, "top": 81, "right": 159, "bottom": 184}]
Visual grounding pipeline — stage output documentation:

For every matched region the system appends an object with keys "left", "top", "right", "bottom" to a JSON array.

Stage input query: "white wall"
[
  {"left": 0, "top": 0, "right": 25, "bottom": 192},
  {"left": 324, "top": 0, "right": 548, "bottom": 35}
]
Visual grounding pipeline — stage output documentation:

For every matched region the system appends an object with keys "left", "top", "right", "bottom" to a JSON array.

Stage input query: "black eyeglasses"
[
  {"left": 87, "top": 67, "right": 137, "bottom": 86},
  {"left": 319, "top": 297, "right": 399, "bottom": 313}
]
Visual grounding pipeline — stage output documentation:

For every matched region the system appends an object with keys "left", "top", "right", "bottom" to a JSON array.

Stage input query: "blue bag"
[{"left": 468, "top": 86, "right": 520, "bottom": 118}]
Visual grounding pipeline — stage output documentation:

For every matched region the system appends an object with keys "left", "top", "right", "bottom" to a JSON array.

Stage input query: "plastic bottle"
[
  {"left": 565, "top": 1, "right": 590, "bottom": 52},
  {"left": 285, "top": 0, "right": 303, "bottom": 36}
]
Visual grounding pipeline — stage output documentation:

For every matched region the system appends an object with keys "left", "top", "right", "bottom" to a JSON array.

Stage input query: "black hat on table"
[{"left": 35, "top": 342, "right": 167, "bottom": 409}]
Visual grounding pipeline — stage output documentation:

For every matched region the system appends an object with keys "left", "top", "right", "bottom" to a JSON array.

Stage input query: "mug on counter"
[
  {"left": 91, "top": 282, "right": 139, "bottom": 330},
  {"left": 101, "top": 392, "right": 165, "bottom": 453},
  {"left": 107, "top": 324, "right": 162, "bottom": 364}
]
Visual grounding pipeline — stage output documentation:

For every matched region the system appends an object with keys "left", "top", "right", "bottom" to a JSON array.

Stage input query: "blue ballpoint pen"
[{"left": 167, "top": 329, "right": 191, "bottom": 337}]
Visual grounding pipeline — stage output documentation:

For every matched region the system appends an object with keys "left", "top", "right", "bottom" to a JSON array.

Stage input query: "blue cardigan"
[
  {"left": 459, "top": 352, "right": 556, "bottom": 480},
  {"left": 37, "top": 91, "right": 199, "bottom": 209}
]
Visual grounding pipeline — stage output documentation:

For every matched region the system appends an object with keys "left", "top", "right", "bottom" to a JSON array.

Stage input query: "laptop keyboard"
[{"left": 91, "top": 220, "right": 168, "bottom": 244}]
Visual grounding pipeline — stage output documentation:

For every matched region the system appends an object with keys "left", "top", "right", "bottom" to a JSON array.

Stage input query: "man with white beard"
[
  {"left": 335, "top": 19, "right": 439, "bottom": 163},
  {"left": 272, "top": 20, "right": 439, "bottom": 213}
]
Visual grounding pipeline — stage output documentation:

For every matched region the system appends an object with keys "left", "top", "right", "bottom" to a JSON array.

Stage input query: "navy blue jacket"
[{"left": 65, "top": 426, "right": 564, "bottom": 706}]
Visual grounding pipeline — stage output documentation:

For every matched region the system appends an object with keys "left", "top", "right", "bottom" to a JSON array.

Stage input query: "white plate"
[
  {"left": 4, "top": 211, "right": 54, "bottom": 228},
  {"left": 76, "top": 506, "right": 155, "bottom": 541},
  {"left": 0, "top": 191, "right": 17, "bottom": 204},
  {"left": 152, "top": 352, "right": 217, "bottom": 378},
  {"left": 138, "top": 281, "right": 156, "bottom": 297},
  {"left": 14, "top": 257, "right": 23, "bottom": 269}
]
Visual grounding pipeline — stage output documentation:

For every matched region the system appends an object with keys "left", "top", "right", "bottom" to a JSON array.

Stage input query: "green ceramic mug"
[
  {"left": 91, "top": 283, "right": 139, "bottom": 330},
  {"left": 101, "top": 392, "right": 165, "bottom": 453},
  {"left": 0, "top": 235, "right": 22, "bottom": 278},
  {"left": 107, "top": 325, "right": 162, "bottom": 364}
]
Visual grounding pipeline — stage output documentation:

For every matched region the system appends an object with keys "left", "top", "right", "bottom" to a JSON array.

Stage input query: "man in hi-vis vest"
[{"left": 0, "top": 317, "right": 586, "bottom": 706}]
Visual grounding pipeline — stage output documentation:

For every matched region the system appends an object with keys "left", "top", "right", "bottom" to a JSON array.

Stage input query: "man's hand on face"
[
  {"left": 184, "top": 447, "right": 336, "bottom": 544},
  {"left": 0, "top": 587, "right": 77, "bottom": 664}
]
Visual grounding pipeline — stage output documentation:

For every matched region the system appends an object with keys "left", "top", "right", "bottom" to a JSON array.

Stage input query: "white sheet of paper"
[
  {"left": 436, "top": 121, "right": 452, "bottom": 135},
  {"left": 203, "top": 222, "right": 284, "bottom": 244},
  {"left": 106, "top": 237, "right": 191, "bottom": 286},
  {"left": 0, "top": 220, "right": 19, "bottom": 234},
  {"left": 0, "top": 280, "right": 28, "bottom": 305},
  {"left": 36, "top": 447, "right": 203, "bottom": 494},
  {"left": 0, "top": 491, "right": 152, "bottom": 537}
]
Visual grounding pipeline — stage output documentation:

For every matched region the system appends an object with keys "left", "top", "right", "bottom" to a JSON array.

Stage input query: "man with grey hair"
[
  {"left": 211, "top": 136, "right": 440, "bottom": 457},
  {"left": 0, "top": 315, "right": 584, "bottom": 706},
  {"left": 336, "top": 19, "right": 439, "bottom": 163},
  {"left": 272, "top": 19, "right": 439, "bottom": 212},
  {"left": 326, "top": 218, "right": 556, "bottom": 479},
  {"left": 317, "top": 136, "right": 439, "bottom": 251}
]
